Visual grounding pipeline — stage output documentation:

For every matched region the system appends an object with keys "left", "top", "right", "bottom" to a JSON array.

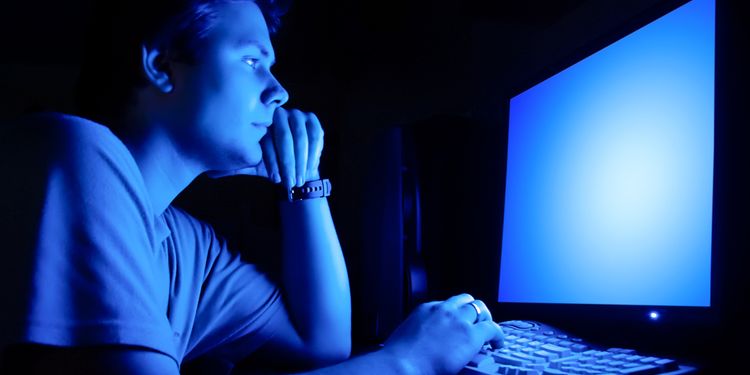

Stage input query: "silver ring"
[{"left": 468, "top": 301, "right": 482, "bottom": 323}]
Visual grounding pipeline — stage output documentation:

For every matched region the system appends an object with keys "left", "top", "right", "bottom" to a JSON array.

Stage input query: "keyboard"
[{"left": 460, "top": 320, "right": 695, "bottom": 375}]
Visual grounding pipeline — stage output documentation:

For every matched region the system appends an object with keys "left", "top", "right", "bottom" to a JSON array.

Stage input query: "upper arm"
[{"left": 2, "top": 344, "right": 180, "bottom": 375}]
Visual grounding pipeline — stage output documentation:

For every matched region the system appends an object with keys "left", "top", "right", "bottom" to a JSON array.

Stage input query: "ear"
[{"left": 141, "top": 44, "right": 174, "bottom": 93}]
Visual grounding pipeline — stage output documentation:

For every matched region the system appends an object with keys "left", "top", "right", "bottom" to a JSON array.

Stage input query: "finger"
[
  {"left": 442, "top": 293, "right": 475, "bottom": 310},
  {"left": 305, "top": 112, "right": 324, "bottom": 180},
  {"left": 272, "top": 108, "right": 296, "bottom": 190},
  {"left": 417, "top": 301, "right": 442, "bottom": 313},
  {"left": 288, "top": 109, "right": 309, "bottom": 187},
  {"left": 260, "top": 133, "right": 280, "bottom": 183},
  {"left": 458, "top": 303, "right": 481, "bottom": 324},
  {"left": 474, "top": 321, "right": 505, "bottom": 349},
  {"left": 470, "top": 299, "right": 493, "bottom": 323}
]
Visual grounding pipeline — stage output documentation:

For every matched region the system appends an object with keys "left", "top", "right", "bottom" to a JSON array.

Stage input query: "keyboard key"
[
  {"left": 510, "top": 351, "right": 545, "bottom": 364},
  {"left": 468, "top": 353, "right": 495, "bottom": 368},
  {"left": 654, "top": 358, "right": 678, "bottom": 371},
  {"left": 528, "top": 341, "right": 543, "bottom": 349},
  {"left": 531, "top": 350, "right": 558, "bottom": 361},
  {"left": 491, "top": 353, "right": 530, "bottom": 367},
  {"left": 578, "top": 356, "right": 596, "bottom": 364},
  {"left": 571, "top": 344, "right": 589, "bottom": 352},
  {"left": 638, "top": 356, "right": 659, "bottom": 364},
  {"left": 540, "top": 344, "right": 572, "bottom": 358}
]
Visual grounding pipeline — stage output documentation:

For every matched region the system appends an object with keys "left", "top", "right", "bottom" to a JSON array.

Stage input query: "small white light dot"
[{"left": 649, "top": 311, "right": 660, "bottom": 320}]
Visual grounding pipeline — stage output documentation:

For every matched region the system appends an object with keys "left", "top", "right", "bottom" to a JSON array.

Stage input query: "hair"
[{"left": 74, "top": 0, "right": 290, "bottom": 130}]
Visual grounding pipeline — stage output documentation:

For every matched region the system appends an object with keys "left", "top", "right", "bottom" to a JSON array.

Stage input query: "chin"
[{"left": 238, "top": 146, "right": 264, "bottom": 169}]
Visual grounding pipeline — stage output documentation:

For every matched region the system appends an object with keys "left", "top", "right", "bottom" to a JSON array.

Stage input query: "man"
[{"left": 0, "top": 1, "right": 503, "bottom": 373}]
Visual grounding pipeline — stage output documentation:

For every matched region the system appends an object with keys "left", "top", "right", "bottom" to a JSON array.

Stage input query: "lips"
[{"left": 252, "top": 121, "right": 273, "bottom": 128}]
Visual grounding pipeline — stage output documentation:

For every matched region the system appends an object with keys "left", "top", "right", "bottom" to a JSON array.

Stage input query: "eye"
[{"left": 243, "top": 57, "right": 260, "bottom": 69}]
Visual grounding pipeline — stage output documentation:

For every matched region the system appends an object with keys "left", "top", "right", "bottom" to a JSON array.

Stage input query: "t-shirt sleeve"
[
  {"left": 162, "top": 207, "right": 285, "bottom": 365},
  {"left": 0, "top": 114, "right": 177, "bottom": 362}
]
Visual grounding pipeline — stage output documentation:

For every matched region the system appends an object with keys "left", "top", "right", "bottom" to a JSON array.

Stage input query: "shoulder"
[
  {"left": 2, "top": 112, "right": 142, "bottom": 187},
  {"left": 0, "top": 112, "right": 152, "bottom": 232},
  {"left": 2, "top": 112, "right": 128, "bottom": 157}
]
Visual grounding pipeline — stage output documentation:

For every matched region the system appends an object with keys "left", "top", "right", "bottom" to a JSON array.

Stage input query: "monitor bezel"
[{"left": 485, "top": 0, "right": 722, "bottom": 363}]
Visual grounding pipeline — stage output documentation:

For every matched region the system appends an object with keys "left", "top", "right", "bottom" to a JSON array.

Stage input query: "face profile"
[{"left": 147, "top": 1, "right": 289, "bottom": 172}]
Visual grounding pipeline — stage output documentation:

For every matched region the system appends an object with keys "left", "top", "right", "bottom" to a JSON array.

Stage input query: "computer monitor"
[{"left": 494, "top": 0, "right": 717, "bottom": 361}]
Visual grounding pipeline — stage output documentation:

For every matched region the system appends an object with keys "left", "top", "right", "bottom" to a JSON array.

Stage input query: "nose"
[{"left": 261, "top": 74, "right": 289, "bottom": 108}]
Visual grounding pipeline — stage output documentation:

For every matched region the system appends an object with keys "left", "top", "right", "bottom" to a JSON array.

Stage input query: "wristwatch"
[{"left": 284, "top": 178, "right": 332, "bottom": 202}]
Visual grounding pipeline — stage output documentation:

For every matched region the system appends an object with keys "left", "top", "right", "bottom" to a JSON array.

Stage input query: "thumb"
[{"left": 475, "top": 321, "right": 505, "bottom": 349}]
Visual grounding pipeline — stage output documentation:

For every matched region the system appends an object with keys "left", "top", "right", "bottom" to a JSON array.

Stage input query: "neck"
[{"left": 117, "top": 119, "right": 203, "bottom": 216}]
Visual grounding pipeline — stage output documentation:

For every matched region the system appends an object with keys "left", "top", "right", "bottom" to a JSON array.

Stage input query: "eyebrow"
[{"left": 236, "top": 39, "right": 275, "bottom": 63}]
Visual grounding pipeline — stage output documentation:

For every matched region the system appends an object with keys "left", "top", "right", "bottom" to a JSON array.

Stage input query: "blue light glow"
[
  {"left": 649, "top": 311, "right": 660, "bottom": 320},
  {"left": 498, "top": 0, "right": 714, "bottom": 307}
]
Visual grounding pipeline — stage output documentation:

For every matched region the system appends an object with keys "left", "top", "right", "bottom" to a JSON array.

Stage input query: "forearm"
[
  {"left": 296, "top": 348, "right": 421, "bottom": 375},
  {"left": 279, "top": 196, "right": 351, "bottom": 358},
  {"left": 235, "top": 348, "right": 421, "bottom": 375}
]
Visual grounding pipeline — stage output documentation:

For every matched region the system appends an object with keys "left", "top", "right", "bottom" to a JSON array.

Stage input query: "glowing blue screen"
[{"left": 498, "top": 0, "right": 714, "bottom": 307}]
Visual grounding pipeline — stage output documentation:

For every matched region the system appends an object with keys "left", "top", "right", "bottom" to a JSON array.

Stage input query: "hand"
[
  {"left": 262, "top": 107, "right": 324, "bottom": 190},
  {"left": 382, "top": 294, "right": 504, "bottom": 375},
  {"left": 206, "top": 107, "right": 325, "bottom": 189}
]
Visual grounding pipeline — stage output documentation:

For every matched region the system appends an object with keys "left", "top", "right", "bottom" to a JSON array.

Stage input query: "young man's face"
[{"left": 166, "top": 1, "right": 288, "bottom": 172}]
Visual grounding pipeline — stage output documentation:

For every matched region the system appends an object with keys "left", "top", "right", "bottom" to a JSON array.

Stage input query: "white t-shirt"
[{"left": 0, "top": 113, "right": 284, "bottom": 368}]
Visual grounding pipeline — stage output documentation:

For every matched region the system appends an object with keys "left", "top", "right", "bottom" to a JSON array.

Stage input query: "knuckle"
[
  {"left": 435, "top": 303, "right": 453, "bottom": 317},
  {"left": 291, "top": 124, "right": 307, "bottom": 139},
  {"left": 290, "top": 109, "right": 306, "bottom": 121},
  {"left": 309, "top": 131, "right": 323, "bottom": 144},
  {"left": 417, "top": 303, "right": 432, "bottom": 313}
]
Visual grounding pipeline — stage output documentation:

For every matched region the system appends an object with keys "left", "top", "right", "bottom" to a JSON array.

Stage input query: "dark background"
[{"left": 2, "top": 0, "right": 748, "bottom": 372}]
